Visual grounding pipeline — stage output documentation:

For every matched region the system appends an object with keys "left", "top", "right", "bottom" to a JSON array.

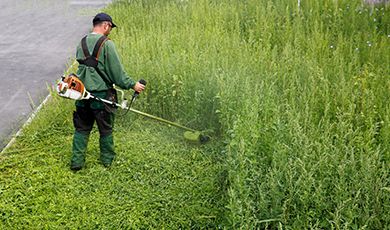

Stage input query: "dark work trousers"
[
  {"left": 71, "top": 104, "right": 115, "bottom": 169},
  {"left": 73, "top": 105, "right": 114, "bottom": 136}
]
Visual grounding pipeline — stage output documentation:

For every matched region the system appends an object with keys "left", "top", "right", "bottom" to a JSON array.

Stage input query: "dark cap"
[{"left": 93, "top": 13, "right": 117, "bottom": 28}]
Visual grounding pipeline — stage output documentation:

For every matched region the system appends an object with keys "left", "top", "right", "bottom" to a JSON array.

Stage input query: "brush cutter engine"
[{"left": 57, "top": 74, "right": 87, "bottom": 100}]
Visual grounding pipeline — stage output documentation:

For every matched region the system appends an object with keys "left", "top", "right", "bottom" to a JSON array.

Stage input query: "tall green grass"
[
  {"left": 1, "top": 0, "right": 389, "bottom": 228},
  {"left": 107, "top": 0, "right": 389, "bottom": 228}
]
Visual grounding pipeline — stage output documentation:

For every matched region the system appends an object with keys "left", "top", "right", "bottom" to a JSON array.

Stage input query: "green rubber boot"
[
  {"left": 70, "top": 132, "right": 89, "bottom": 171},
  {"left": 100, "top": 134, "right": 116, "bottom": 167}
]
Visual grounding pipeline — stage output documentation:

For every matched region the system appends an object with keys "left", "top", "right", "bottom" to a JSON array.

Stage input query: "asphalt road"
[{"left": 0, "top": 0, "right": 111, "bottom": 149}]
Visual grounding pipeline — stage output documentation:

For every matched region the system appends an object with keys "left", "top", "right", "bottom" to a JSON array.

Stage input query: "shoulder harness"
[{"left": 77, "top": 35, "right": 111, "bottom": 87}]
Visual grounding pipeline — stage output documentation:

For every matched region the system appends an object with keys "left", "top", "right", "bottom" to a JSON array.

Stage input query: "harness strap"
[
  {"left": 78, "top": 35, "right": 111, "bottom": 87},
  {"left": 92, "top": 35, "right": 108, "bottom": 60},
  {"left": 80, "top": 35, "right": 108, "bottom": 60},
  {"left": 81, "top": 36, "right": 90, "bottom": 59}
]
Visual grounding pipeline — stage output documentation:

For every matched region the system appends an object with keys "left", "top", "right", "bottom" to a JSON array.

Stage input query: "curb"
[{"left": 1, "top": 93, "right": 52, "bottom": 154}]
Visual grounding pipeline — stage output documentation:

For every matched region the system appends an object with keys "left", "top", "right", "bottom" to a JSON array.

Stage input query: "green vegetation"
[
  {"left": 1, "top": 0, "right": 389, "bottom": 228},
  {"left": 0, "top": 95, "right": 226, "bottom": 228}
]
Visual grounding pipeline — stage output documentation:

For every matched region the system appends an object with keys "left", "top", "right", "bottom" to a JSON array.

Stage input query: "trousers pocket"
[
  {"left": 73, "top": 108, "right": 94, "bottom": 134},
  {"left": 104, "top": 88, "right": 118, "bottom": 113}
]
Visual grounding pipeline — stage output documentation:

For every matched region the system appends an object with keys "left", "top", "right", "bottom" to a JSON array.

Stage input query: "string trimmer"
[{"left": 56, "top": 74, "right": 210, "bottom": 144}]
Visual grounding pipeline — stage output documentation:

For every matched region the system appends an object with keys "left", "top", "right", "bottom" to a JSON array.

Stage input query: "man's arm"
[{"left": 103, "top": 40, "right": 136, "bottom": 90}]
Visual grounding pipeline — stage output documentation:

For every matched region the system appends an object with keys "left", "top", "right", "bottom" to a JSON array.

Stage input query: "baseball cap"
[{"left": 93, "top": 13, "right": 117, "bottom": 28}]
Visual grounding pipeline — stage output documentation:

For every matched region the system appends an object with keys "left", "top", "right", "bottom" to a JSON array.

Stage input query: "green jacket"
[{"left": 75, "top": 33, "right": 136, "bottom": 109}]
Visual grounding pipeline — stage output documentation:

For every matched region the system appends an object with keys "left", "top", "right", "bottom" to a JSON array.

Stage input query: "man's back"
[{"left": 76, "top": 33, "right": 135, "bottom": 92}]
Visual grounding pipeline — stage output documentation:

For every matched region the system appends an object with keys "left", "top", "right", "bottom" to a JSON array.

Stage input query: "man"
[{"left": 70, "top": 12, "right": 145, "bottom": 171}]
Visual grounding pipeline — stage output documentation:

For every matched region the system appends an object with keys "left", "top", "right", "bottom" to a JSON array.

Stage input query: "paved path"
[{"left": 0, "top": 0, "right": 111, "bottom": 148}]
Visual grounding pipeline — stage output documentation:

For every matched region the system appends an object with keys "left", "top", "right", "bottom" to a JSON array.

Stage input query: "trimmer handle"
[{"left": 132, "top": 79, "right": 147, "bottom": 101}]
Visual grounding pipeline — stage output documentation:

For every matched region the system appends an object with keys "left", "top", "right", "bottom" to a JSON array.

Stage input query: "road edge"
[{"left": 1, "top": 93, "right": 52, "bottom": 154}]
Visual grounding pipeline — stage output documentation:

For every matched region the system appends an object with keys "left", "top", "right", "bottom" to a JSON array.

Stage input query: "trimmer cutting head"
[{"left": 184, "top": 131, "right": 210, "bottom": 144}]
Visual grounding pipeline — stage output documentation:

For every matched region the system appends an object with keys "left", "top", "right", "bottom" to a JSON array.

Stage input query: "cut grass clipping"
[{"left": 1, "top": 0, "right": 390, "bottom": 229}]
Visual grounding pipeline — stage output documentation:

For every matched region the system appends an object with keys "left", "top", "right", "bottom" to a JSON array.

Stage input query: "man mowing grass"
[{"left": 70, "top": 13, "right": 145, "bottom": 171}]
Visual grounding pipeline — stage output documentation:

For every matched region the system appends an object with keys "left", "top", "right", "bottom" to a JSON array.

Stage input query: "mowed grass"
[
  {"left": 1, "top": 0, "right": 390, "bottom": 229},
  {"left": 0, "top": 95, "right": 226, "bottom": 229}
]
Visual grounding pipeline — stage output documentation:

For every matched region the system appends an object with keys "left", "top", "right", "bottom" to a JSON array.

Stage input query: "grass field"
[{"left": 1, "top": 0, "right": 389, "bottom": 229}]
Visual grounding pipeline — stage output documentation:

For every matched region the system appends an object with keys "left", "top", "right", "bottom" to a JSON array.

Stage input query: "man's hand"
[{"left": 134, "top": 81, "right": 145, "bottom": 93}]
